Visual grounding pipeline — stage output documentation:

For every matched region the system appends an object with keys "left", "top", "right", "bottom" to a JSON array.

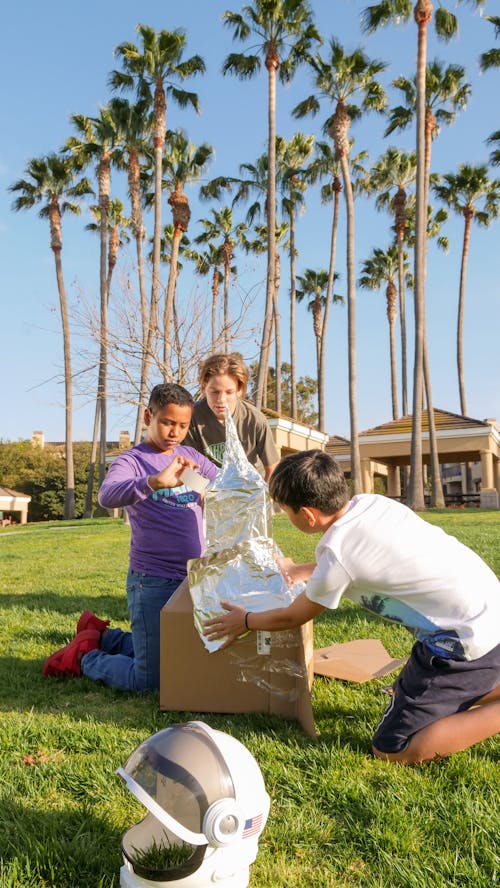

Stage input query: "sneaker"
[
  {"left": 43, "top": 629, "right": 101, "bottom": 678},
  {"left": 76, "top": 610, "right": 110, "bottom": 635}
]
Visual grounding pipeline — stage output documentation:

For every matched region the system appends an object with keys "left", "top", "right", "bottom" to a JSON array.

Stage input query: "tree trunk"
[
  {"left": 457, "top": 212, "right": 472, "bottom": 416},
  {"left": 98, "top": 153, "right": 110, "bottom": 488},
  {"left": 393, "top": 185, "right": 408, "bottom": 415},
  {"left": 84, "top": 398, "right": 100, "bottom": 517},
  {"left": 341, "top": 155, "right": 362, "bottom": 493},
  {"left": 164, "top": 190, "right": 190, "bottom": 378},
  {"left": 423, "top": 341, "right": 445, "bottom": 507},
  {"left": 408, "top": 1, "right": 432, "bottom": 511},
  {"left": 53, "top": 246, "right": 75, "bottom": 519},
  {"left": 223, "top": 261, "right": 230, "bottom": 352},
  {"left": 289, "top": 204, "right": 298, "bottom": 419},
  {"left": 255, "top": 51, "right": 278, "bottom": 409},
  {"left": 319, "top": 181, "right": 340, "bottom": 433},
  {"left": 129, "top": 149, "right": 150, "bottom": 445},
  {"left": 386, "top": 281, "right": 399, "bottom": 420},
  {"left": 211, "top": 267, "right": 219, "bottom": 351},
  {"left": 274, "top": 251, "right": 282, "bottom": 413}
]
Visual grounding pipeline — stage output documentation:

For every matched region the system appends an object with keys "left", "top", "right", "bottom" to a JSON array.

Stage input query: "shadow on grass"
[{"left": 0, "top": 797, "right": 123, "bottom": 887}]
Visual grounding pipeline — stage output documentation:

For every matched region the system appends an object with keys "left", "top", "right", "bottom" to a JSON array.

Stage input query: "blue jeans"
[{"left": 81, "top": 570, "right": 180, "bottom": 692}]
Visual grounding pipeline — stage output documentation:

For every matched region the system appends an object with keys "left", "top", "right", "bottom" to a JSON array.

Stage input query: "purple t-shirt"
[{"left": 98, "top": 443, "right": 218, "bottom": 579}]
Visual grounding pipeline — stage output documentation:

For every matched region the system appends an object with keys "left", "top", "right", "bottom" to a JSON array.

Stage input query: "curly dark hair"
[
  {"left": 147, "top": 383, "right": 194, "bottom": 413},
  {"left": 269, "top": 450, "right": 349, "bottom": 514}
]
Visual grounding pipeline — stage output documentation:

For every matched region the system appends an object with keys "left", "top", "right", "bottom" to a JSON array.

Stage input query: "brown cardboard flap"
[
  {"left": 160, "top": 579, "right": 317, "bottom": 737},
  {"left": 313, "top": 639, "right": 407, "bottom": 683}
]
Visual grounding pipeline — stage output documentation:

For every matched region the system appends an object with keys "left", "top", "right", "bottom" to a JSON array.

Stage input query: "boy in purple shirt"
[{"left": 43, "top": 383, "right": 218, "bottom": 691}]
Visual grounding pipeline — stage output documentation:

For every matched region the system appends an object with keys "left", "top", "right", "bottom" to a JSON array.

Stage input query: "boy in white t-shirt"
[{"left": 205, "top": 450, "right": 500, "bottom": 764}]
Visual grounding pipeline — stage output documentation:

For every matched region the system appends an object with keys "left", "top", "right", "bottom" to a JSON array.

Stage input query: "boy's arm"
[
  {"left": 204, "top": 590, "right": 325, "bottom": 647},
  {"left": 98, "top": 454, "right": 200, "bottom": 508}
]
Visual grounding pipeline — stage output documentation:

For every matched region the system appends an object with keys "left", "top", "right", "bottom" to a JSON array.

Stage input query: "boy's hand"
[
  {"left": 276, "top": 556, "right": 296, "bottom": 587},
  {"left": 204, "top": 601, "right": 247, "bottom": 647},
  {"left": 148, "top": 455, "right": 200, "bottom": 492},
  {"left": 276, "top": 557, "right": 316, "bottom": 584}
]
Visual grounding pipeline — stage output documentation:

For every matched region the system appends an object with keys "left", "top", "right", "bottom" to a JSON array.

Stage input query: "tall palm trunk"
[
  {"left": 318, "top": 176, "right": 341, "bottom": 432},
  {"left": 289, "top": 202, "right": 298, "bottom": 418},
  {"left": 273, "top": 251, "right": 282, "bottom": 412},
  {"left": 457, "top": 209, "right": 472, "bottom": 415},
  {"left": 408, "top": 0, "right": 432, "bottom": 511},
  {"left": 98, "top": 152, "right": 110, "bottom": 487},
  {"left": 423, "top": 341, "right": 445, "bottom": 506},
  {"left": 128, "top": 148, "right": 150, "bottom": 445},
  {"left": 164, "top": 188, "right": 190, "bottom": 378},
  {"left": 330, "top": 99, "right": 361, "bottom": 492},
  {"left": 255, "top": 47, "right": 278, "bottom": 409},
  {"left": 147, "top": 78, "right": 166, "bottom": 386},
  {"left": 386, "top": 281, "right": 399, "bottom": 419},
  {"left": 222, "top": 240, "right": 233, "bottom": 351},
  {"left": 211, "top": 268, "right": 219, "bottom": 351},
  {"left": 84, "top": 224, "right": 120, "bottom": 517},
  {"left": 49, "top": 197, "right": 75, "bottom": 519},
  {"left": 393, "top": 185, "right": 408, "bottom": 415},
  {"left": 312, "top": 296, "right": 323, "bottom": 425}
]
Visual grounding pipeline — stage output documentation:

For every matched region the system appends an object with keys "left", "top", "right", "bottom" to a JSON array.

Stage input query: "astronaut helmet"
[{"left": 117, "top": 721, "right": 270, "bottom": 887}]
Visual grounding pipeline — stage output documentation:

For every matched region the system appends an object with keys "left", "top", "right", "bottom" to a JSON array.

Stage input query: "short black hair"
[
  {"left": 148, "top": 383, "right": 194, "bottom": 413},
  {"left": 269, "top": 450, "right": 349, "bottom": 514}
]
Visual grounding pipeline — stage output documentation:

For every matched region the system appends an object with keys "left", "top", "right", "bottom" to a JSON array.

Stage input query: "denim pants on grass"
[{"left": 81, "top": 570, "right": 181, "bottom": 692}]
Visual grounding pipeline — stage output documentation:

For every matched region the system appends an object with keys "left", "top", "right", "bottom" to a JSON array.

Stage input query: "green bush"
[{"left": 0, "top": 441, "right": 98, "bottom": 521}]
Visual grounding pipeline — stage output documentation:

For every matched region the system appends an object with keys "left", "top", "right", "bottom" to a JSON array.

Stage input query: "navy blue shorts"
[{"left": 372, "top": 640, "right": 500, "bottom": 754}]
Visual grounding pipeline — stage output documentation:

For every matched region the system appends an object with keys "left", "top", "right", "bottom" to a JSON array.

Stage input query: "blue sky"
[{"left": 1, "top": 0, "right": 499, "bottom": 443}]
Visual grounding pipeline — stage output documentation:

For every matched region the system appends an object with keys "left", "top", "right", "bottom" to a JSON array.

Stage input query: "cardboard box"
[
  {"left": 313, "top": 639, "right": 407, "bottom": 683},
  {"left": 160, "top": 579, "right": 317, "bottom": 737}
]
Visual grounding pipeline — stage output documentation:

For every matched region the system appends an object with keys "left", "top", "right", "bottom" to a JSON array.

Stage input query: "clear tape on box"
[{"left": 188, "top": 409, "right": 307, "bottom": 697}]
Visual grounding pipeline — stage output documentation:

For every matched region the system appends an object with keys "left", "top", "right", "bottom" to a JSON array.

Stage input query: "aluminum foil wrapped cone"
[{"left": 189, "top": 408, "right": 304, "bottom": 653}]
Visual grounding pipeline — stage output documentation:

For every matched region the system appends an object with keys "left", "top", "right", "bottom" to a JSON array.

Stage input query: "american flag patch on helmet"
[{"left": 242, "top": 813, "right": 263, "bottom": 838}]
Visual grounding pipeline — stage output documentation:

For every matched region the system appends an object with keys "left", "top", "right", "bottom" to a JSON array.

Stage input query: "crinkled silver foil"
[{"left": 189, "top": 409, "right": 304, "bottom": 654}]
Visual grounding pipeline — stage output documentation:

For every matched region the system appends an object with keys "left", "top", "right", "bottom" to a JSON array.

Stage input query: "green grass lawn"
[{"left": 0, "top": 513, "right": 499, "bottom": 887}]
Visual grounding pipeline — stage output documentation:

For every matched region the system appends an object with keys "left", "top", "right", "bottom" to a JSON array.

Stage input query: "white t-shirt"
[{"left": 306, "top": 494, "right": 500, "bottom": 660}]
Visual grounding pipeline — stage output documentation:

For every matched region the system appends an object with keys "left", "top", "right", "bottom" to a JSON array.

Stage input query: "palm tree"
[
  {"left": 202, "top": 148, "right": 287, "bottom": 402},
  {"left": 278, "top": 132, "right": 315, "bottom": 419},
  {"left": 194, "top": 207, "right": 246, "bottom": 351},
  {"left": 432, "top": 164, "right": 500, "bottom": 416},
  {"left": 385, "top": 61, "right": 470, "bottom": 191},
  {"left": 111, "top": 24, "right": 205, "bottom": 398},
  {"left": 65, "top": 108, "right": 119, "bottom": 487},
  {"left": 480, "top": 17, "right": 500, "bottom": 175},
  {"left": 358, "top": 246, "right": 406, "bottom": 422},
  {"left": 293, "top": 38, "right": 387, "bottom": 492},
  {"left": 9, "top": 154, "right": 91, "bottom": 519},
  {"left": 479, "top": 15, "right": 500, "bottom": 73},
  {"left": 83, "top": 199, "right": 130, "bottom": 517},
  {"left": 160, "top": 130, "right": 213, "bottom": 378},
  {"left": 486, "top": 131, "right": 500, "bottom": 167},
  {"left": 365, "top": 148, "right": 417, "bottom": 416},
  {"left": 106, "top": 96, "right": 154, "bottom": 445},
  {"left": 361, "top": 0, "right": 485, "bottom": 510},
  {"left": 296, "top": 268, "right": 344, "bottom": 430},
  {"left": 222, "top": 0, "right": 321, "bottom": 409}
]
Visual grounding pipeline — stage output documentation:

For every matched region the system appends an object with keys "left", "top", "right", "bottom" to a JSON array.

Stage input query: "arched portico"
[{"left": 328, "top": 410, "right": 500, "bottom": 508}]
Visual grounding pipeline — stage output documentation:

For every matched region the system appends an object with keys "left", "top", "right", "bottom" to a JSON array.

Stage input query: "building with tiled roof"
[{"left": 327, "top": 409, "right": 500, "bottom": 508}]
